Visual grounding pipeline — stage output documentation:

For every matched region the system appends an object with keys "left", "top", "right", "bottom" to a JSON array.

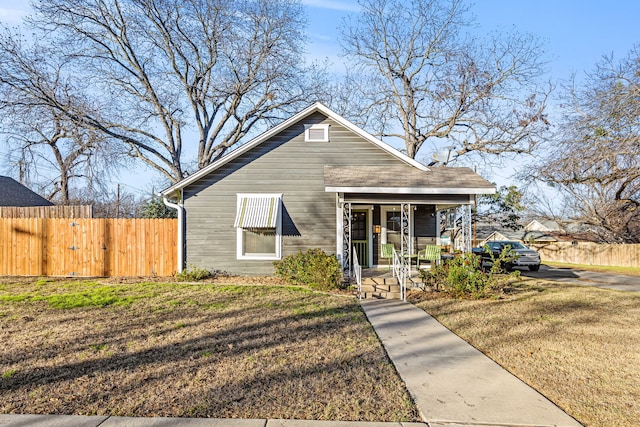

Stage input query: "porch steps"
[{"left": 359, "top": 277, "right": 402, "bottom": 299}]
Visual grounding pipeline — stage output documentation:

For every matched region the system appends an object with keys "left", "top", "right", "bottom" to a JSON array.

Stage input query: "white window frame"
[
  {"left": 236, "top": 194, "right": 282, "bottom": 260},
  {"left": 304, "top": 123, "right": 330, "bottom": 142},
  {"left": 379, "top": 205, "right": 414, "bottom": 255}
]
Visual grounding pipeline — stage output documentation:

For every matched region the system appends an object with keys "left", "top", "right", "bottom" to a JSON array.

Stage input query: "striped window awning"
[{"left": 234, "top": 194, "right": 281, "bottom": 228}]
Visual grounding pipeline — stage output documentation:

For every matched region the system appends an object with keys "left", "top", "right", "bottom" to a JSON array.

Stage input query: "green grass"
[
  {"left": 2, "top": 369, "right": 17, "bottom": 379},
  {"left": 88, "top": 344, "right": 109, "bottom": 352},
  {"left": 0, "top": 283, "right": 144, "bottom": 309},
  {"left": 0, "top": 281, "right": 256, "bottom": 310},
  {"left": 545, "top": 261, "right": 640, "bottom": 276}
]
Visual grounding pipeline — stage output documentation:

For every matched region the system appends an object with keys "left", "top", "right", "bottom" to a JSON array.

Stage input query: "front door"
[{"left": 352, "top": 210, "right": 369, "bottom": 267}]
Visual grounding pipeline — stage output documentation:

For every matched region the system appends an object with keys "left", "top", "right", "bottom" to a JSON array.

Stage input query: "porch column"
[
  {"left": 342, "top": 201, "right": 352, "bottom": 277},
  {"left": 460, "top": 204, "right": 472, "bottom": 253},
  {"left": 401, "top": 203, "right": 411, "bottom": 255},
  {"left": 435, "top": 210, "right": 441, "bottom": 245}
]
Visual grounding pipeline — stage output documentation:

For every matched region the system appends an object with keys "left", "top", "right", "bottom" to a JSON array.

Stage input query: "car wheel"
[{"left": 529, "top": 264, "right": 540, "bottom": 271}]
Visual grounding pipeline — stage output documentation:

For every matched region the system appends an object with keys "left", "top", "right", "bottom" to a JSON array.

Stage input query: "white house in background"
[{"left": 524, "top": 219, "right": 564, "bottom": 232}]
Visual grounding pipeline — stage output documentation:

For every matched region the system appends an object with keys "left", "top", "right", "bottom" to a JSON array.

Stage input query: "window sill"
[{"left": 238, "top": 254, "right": 281, "bottom": 261}]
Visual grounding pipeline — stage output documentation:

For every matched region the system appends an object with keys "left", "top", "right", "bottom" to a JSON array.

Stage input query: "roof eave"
[{"left": 325, "top": 186, "right": 496, "bottom": 195}]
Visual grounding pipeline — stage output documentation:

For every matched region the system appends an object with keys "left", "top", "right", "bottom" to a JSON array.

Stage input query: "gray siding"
[{"left": 183, "top": 112, "right": 408, "bottom": 275}]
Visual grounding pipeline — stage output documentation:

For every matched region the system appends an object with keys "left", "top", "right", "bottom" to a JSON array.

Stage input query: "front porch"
[
  {"left": 340, "top": 201, "right": 473, "bottom": 300},
  {"left": 324, "top": 164, "right": 495, "bottom": 300}
]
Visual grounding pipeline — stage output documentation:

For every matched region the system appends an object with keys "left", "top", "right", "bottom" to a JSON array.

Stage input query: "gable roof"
[
  {"left": 524, "top": 219, "right": 563, "bottom": 231},
  {"left": 0, "top": 176, "right": 53, "bottom": 207},
  {"left": 161, "top": 103, "right": 428, "bottom": 195}
]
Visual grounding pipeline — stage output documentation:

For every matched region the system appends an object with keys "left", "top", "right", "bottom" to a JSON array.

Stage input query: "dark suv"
[{"left": 473, "top": 240, "right": 541, "bottom": 271}]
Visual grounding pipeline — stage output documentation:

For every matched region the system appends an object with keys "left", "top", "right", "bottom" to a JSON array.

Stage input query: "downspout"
[{"left": 162, "top": 190, "right": 184, "bottom": 273}]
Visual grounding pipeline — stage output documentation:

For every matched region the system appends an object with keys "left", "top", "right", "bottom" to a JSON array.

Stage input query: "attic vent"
[{"left": 304, "top": 123, "right": 330, "bottom": 142}]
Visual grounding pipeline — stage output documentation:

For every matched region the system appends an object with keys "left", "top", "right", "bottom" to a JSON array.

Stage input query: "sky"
[{"left": 1, "top": 0, "right": 639, "bottom": 195}]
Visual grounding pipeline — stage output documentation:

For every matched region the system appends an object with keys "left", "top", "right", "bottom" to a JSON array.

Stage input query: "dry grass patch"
[
  {"left": 410, "top": 279, "right": 640, "bottom": 427},
  {"left": 0, "top": 279, "right": 418, "bottom": 421},
  {"left": 544, "top": 261, "right": 640, "bottom": 277}
]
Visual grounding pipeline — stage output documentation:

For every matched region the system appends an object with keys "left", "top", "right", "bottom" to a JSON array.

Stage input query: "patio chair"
[
  {"left": 381, "top": 243, "right": 395, "bottom": 269},
  {"left": 417, "top": 244, "right": 441, "bottom": 269}
]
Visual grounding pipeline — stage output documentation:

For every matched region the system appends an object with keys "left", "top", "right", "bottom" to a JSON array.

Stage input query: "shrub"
[
  {"left": 485, "top": 244, "right": 519, "bottom": 274},
  {"left": 273, "top": 248, "right": 342, "bottom": 291},
  {"left": 421, "top": 252, "right": 518, "bottom": 298},
  {"left": 176, "top": 265, "right": 212, "bottom": 281}
]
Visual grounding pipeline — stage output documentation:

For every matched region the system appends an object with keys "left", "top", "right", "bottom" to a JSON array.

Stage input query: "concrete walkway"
[
  {"left": 0, "top": 415, "right": 425, "bottom": 427},
  {"left": 361, "top": 299, "right": 582, "bottom": 427}
]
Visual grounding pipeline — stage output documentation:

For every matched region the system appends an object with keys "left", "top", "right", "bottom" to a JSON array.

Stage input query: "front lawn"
[
  {"left": 411, "top": 278, "right": 640, "bottom": 427},
  {"left": 0, "top": 279, "right": 418, "bottom": 421}
]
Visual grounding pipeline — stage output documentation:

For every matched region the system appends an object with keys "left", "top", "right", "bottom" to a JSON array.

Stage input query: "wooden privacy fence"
[
  {"left": 532, "top": 242, "right": 640, "bottom": 268},
  {"left": 0, "top": 218, "right": 177, "bottom": 277},
  {"left": 0, "top": 205, "right": 93, "bottom": 218}
]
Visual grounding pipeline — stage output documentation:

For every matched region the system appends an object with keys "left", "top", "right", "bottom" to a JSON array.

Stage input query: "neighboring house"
[
  {"left": 474, "top": 223, "right": 504, "bottom": 245},
  {"left": 524, "top": 219, "right": 563, "bottom": 232},
  {"left": 0, "top": 176, "right": 53, "bottom": 207},
  {"left": 161, "top": 103, "right": 495, "bottom": 275},
  {"left": 481, "top": 229, "right": 557, "bottom": 245}
]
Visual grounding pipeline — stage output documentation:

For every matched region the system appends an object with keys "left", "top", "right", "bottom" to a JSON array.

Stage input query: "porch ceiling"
[{"left": 324, "top": 165, "right": 495, "bottom": 195}]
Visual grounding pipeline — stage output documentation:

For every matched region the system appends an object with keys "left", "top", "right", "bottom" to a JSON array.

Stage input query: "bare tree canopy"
[
  {"left": 0, "top": 31, "right": 117, "bottom": 203},
  {"left": 1, "top": 0, "right": 326, "bottom": 184},
  {"left": 530, "top": 46, "right": 640, "bottom": 243},
  {"left": 339, "top": 0, "right": 551, "bottom": 160}
]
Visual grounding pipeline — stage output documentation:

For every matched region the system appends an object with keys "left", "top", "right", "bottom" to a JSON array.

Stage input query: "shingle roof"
[
  {"left": 0, "top": 176, "right": 53, "bottom": 207},
  {"left": 483, "top": 229, "right": 557, "bottom": 243},
  {"left": 324, "top": 165, "right": 495, "bottom": 194}
]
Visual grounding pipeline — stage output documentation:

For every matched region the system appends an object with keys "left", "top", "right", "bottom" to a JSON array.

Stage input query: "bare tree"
[
  {"left": 1, "top": 0, "right": 326, "bottom": 184},
  {"left": 3, "top": 112, "right": 112, "bottom": 204},
  {"left": 530, "top": 46, "right": 640, "bottom": 243},
  {"left": 339, "top": 0, "right": 551, "bottom": 160},
  {"left": 0, "top": 32, "right": 118, "bottom": 203}
]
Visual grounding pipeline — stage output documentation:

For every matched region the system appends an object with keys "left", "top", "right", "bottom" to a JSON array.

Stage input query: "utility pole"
[{"left": 116, "top": 184, "right": 121, "bottom": 219}]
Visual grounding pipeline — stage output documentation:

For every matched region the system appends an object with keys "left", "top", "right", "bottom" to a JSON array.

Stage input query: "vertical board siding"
[
  {"left": 532, "top": 242, "right": 640, "bottom": 268},
  {"left": 184, "top": 112, "right": 410, "bottom": 275},
  {"left": 0, "top": 218, "right": 177, "bottom": 277}
]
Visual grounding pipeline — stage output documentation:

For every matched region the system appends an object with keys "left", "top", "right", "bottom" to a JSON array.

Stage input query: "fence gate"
[{"left": 0, "top": 218, "right": 177, "bottom": 277}]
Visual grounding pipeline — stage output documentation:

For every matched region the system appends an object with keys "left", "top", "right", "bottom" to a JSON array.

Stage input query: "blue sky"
[
  {"left": 1, "top": 0, "right": 639, "bottom": 193},
  {"left": 303, "top": 0, "right": 640, "bottom": 82}
]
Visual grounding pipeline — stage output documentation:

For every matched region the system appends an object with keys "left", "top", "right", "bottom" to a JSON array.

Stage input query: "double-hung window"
[{"left": 235, "top": 194, "right": 282, "bottom": 260}]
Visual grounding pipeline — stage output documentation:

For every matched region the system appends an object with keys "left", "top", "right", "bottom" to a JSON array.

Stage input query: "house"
[
  {"left": 161, "top": 103, "right": 495, "bottom": 275},
  {"left": 524, "top": 219, "right": 563, "bottom": 232},
  {"left": 481, "top": 229, "right": 557, "bottom": 246},
  {"left": 0, "top": 176, "right": 53, "bottom": 207}
]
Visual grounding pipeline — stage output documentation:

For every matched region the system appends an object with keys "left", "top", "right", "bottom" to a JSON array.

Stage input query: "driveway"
[{"left": 519, "top": 264, "right": 640, "bottom": 292}]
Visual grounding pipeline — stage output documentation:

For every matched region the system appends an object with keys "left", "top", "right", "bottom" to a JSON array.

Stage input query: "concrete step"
[
  {"left": 360, "top": 283, "right": 401, "bottom": 293},
  {"left": 361, "top": 291, "right": 402, "bottom": 299},
  {"left": 362, "top": 277, "right": 400, "bottom": 286}
]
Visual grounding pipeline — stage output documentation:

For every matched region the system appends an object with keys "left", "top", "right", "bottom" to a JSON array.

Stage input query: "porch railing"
[
  {"left": 391, "top": 248, "right": 408, "bottom": 301},
  {"left": 352, "top": 246, "right": 362, "bottom": 300},
  {"left": 353, "top": 240, "right": 368, "bottom": 267}
]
